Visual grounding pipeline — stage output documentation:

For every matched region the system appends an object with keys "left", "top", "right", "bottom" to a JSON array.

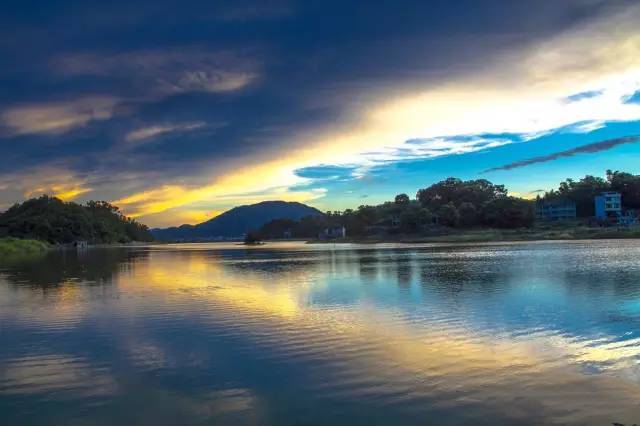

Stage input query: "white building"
[{"left": 319, "top": 226, "right": 346, "bottom": 239}]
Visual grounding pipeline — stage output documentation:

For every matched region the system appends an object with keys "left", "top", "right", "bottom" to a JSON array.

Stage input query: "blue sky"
[
  {"left": 1, "top": 0, "right": 640, "bottom": 226},
  {"left": 294, "top": 119, "right": 640, "bottom": 212}
]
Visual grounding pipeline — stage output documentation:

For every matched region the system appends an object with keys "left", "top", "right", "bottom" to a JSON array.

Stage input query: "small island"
[{"left": 243, "top": 232, "right": 264, "bottom": 245}]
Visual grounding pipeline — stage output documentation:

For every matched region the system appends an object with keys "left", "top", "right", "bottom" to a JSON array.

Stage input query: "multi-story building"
[
  {"left": 594, "top": 192, "right": 622, "bottom": 220},
  {"left": 594, "top": 192, "right": 637, "bottom": 226},
  {"left": 535, "top": 199, "right": 577, "bottom": 221}
]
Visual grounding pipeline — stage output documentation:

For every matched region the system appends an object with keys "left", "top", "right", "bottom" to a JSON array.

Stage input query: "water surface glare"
[{"left": 1, "top": 240, "right": 640, "bottom": 425}]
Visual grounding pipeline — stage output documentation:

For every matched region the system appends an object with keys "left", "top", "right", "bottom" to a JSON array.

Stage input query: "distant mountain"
[{"left": 151, "top": 201, "right": 323, "bottom": 241}]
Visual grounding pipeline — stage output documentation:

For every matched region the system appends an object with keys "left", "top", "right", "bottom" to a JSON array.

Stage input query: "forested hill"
[
  {"left": 152, "top": 201, "right": 323, "bottom": 241},
  {"left": 0, "top": 196, "right": 153, "bottom": 244}
]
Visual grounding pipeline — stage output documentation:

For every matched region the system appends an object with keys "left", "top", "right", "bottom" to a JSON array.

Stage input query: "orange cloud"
[
  {"left": 24, "top": 185, "right": 92, "bottom": 202},
  {"left": 50, "top": 186, "right": 93, "bottom": 201},
  {"left": 111, "top": 158, "right": 327, "bottom": 221}
]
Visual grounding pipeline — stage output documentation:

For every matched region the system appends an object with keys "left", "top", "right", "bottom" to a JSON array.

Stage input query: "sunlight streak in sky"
[{"left": 2, "top": 2, "right": 640, "bottom": 225}]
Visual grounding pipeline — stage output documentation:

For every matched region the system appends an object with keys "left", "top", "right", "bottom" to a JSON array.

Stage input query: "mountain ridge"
[{"left": 151, "top": 200, "right": 323, "bottom": 241}]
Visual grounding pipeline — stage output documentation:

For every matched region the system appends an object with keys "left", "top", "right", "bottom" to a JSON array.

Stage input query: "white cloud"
[
  {"left": 282, "top": 3, "right": 640, "bottom": 171},
  {"left": 361, "top": 137, "right": 514, "bottom": 164},
  {"left": 565, "top": 120, "right": 607, "bottom": 134},
  {"left": 1, "top": 97, "right": 119, "bottom": 136},
  {"left": 165, "top": 70, "right": 256, "bottom": 94},
  {"left": 125, "top": 121, "right": 207, "bottom": 143}
]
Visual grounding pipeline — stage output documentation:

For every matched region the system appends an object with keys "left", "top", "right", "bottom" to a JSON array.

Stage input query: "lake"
[{"left": 1, "top": 240, "right": 640, "bottom": 425}]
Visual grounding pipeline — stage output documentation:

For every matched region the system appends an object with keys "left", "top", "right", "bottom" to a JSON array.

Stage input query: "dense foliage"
[
  {"left": 0, "top": 237, "right": 49, "bottom": 257},
  {"left": 417, "top": 178, "right": 508, "bottom": 208},
  {"left": 0, "top": 196, "right": 153, "bottom": 244},
  {"left": 257, "top": 177, "right": 535, "bottom": 239},
  {"left": 543, "top": 170, "right": 640, "bottom": 217},
  {"left": 257, "top": 216, "right": 328, "bottom": 239}
]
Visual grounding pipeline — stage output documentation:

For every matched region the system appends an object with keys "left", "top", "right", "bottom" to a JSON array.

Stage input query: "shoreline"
[
  {"left": 4, "top": 229, "right": 640, "bottom": 254},
  {"left": 0, "top": 237, "right": 50, "bottom": 259},
  {"left": 0, "top": 239, "right": 156, "bottom": 259},
  {"left": 306, "top": 226, "right": 640, "bottom": 244}
]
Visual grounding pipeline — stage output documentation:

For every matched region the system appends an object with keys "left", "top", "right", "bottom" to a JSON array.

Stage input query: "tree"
[
  {"left": 394, "top": 193, "right": 410, "bottom": 205},
  {"left": 417, "top": 178, "right": 507, "bottom": 209},
  {"left": 0, "top": 196, "right": 153, "bottom": 244},
  {"left": 247, "top": 171, "right": 640, "bottom": 238},
  {"left": 417, "top": 207, "right": 433, "bottom": 227},
  {"left": 547, "top": 175, "right": 608, "bottom": 217},
  {"left": 356, "top": 205, "right": 378, "bottom": 225},
  {"left": 458, "top": 202, "right": 478, "bottom": 227},
  {"left": 258, "top": 218, "right": 298, "bottom": 239},
  {"left": 295, "top": 215, "right": 327, "bottom": 238},
  {"left": 399, "top": 203, "right": 426, "bottom": 231},
  {"left": 481, "top": 197, "right": 533, "bottom": 228},
  {"left": 436, "top": 203, "right": 459, "bottom": 227},
  {"left": 542, "top": 171, "right": 640, "bottom": 216},
  {"left": 607, "top": 170, "right": 640, "bottom": 209},
  {"left": 243, "top": 231, "right": 262, "bottom": 244}
]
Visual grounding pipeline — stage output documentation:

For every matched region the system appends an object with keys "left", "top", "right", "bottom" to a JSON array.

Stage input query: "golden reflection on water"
[
  {"left": 2, "top": 243, "right": 640, "bottom": 425},
  {"left": 117, "top": 251, "right": 304, "bottom": 318},
  {"left": 0, "top": 279, "right": 91, "bottom": 329},
  {"left": 111, "top": 248, "right": 640, "bottom": 424}
]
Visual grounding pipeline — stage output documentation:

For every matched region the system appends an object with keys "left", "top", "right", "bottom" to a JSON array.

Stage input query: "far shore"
[
  {"left": 3, "top": 225, "right": 640, "bottom": 258},
  {"left": 304, "top": 226, "right": 640, "bottom": 245}
]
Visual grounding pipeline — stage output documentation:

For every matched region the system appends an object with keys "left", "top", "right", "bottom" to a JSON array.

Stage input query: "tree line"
[
  {"left": 257, "top": 177, "right": 534, "bottom": 239},
  {"left": 256, "top": 170, "right": 640, "bottom": 239},
  {"left": 542, "top": 170, "right": 640, "bottom": 217},
  {"left": 0, "top": 195, "right": 154, "bottom": 244}
]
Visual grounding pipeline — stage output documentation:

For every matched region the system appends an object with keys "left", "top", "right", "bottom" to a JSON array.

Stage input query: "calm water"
[{"left": 1, "top": 240, "right": 640, "bottom": 425}]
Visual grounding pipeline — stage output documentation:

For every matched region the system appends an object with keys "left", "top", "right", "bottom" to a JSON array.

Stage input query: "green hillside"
[{"left": 0, "top": 196, "right": 153, "bottom": 244}]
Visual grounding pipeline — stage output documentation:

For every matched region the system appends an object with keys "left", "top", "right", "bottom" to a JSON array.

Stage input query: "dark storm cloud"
[
  {"left": 0, "top": 0, "right": 634, "bottom": 189},
  {"left": 482, "top": 136, "right": 640, "bottom": 173}
]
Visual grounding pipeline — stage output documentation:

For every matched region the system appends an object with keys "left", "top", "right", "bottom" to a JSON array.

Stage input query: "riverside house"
[
  {"left": 319, "top": 226, "right": 346, "bottom": 239},
  {"left": 535, "top": 199, "right": 577, "bottom": 221},
  {"left": 594, "top": 192, "right": 637, "bottom": 226}
]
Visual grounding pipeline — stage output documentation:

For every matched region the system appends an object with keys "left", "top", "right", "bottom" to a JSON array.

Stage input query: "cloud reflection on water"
[{"left": 1, "top": 241, "right": 640, "bottom": 425}]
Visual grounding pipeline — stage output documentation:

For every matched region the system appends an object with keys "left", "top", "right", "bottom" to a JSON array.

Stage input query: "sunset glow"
[{"left": 1, "top": 2, "right": 640, "bottom": 227}]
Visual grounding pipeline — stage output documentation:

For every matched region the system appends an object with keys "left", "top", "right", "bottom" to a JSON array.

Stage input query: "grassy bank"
[
  {"left": 311, "top": 224, "right": 640, "bottom": 244},
  {"left": 0, "top": 237, "right": 50, "bottom": 258},
  {"left": 409, "top": 227, "right": 640, "bottom": 243}
]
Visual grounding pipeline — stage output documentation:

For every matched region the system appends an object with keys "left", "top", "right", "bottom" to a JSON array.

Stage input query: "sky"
[{"left": 1, "top": 0, "right": 640, "bottom": 227}]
